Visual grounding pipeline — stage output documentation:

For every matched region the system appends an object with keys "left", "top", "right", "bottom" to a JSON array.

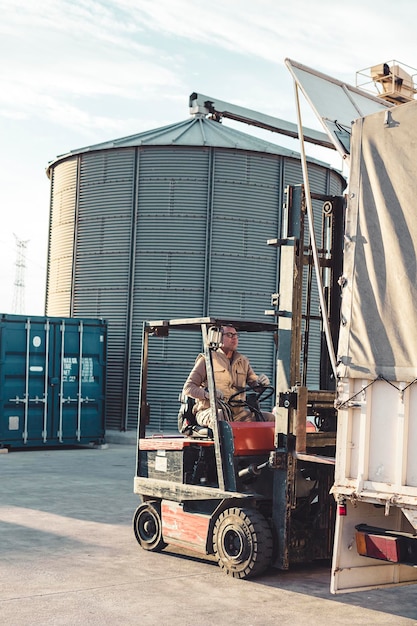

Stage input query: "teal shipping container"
[{"left": 0, "top": 314, "right": 107, "bottom": 448}]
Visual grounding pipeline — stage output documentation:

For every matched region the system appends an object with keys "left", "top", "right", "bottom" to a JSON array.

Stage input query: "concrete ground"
[{"left": 1, "top": 442, "right": 417, "bottom": 626}]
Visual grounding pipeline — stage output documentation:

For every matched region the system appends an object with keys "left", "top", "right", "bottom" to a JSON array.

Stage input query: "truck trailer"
[{"left": 330, "top": 95, "right": 417, "bottom": 594}]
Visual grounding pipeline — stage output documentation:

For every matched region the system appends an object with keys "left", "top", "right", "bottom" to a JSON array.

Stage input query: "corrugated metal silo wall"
[
  {"left": 46, "top": 150, "right": 137, "bottom": 423},
  {"left": 46, "top": 159, "right": 78, "bottom": 315},
  {"left": 129, "top": 147, "right": 282, "bottom": 432},
  {"left": 75, "top": 149, "right": 136, "bottom": 423},
  {"left": 46, "top": 145, "right": 345, "bottom": 432}
]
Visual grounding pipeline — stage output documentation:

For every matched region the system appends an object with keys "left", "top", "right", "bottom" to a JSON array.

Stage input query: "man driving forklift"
[{"left": 183, "top": 325, "right": 274, "bottom": 427}]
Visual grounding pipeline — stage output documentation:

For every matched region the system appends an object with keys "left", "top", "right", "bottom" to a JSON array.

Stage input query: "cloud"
[
  {"left": 118, "top": 0, "right": 417, "bottom": 76},
  {"left": 2, "top": 0, "right": 416, "bottom": 136},
  {"left": 0, "top": 108, "right": 27, "bottom": 120},
  {"left": 0, "top": 0, "right": 184, "bottom": 132}
]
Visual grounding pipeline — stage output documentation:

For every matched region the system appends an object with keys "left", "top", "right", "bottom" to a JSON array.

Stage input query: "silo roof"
[{"left": 47, "top": 115, "right": 335, "bottom": 174}]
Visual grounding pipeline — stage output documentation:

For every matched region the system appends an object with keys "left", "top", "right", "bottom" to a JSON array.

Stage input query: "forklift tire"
[
  {"left": 133, "top": 501, "right": 167, "bottom": 552},
  {"left": 212, "top": 507, "right": 273, "bottom": 579}
]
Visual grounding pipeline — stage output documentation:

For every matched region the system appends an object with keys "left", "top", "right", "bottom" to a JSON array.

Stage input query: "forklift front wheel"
[
  {"left": 133, "top": 501, "right": 167, "bottom": 552},
  {"left": 212, "top": 507, "right": 273, "bottom": 579}
]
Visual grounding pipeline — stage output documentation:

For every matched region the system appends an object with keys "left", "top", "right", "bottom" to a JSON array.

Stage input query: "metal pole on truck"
[{"left": 293, "top": 82, "right": 337, "bottom": 379}]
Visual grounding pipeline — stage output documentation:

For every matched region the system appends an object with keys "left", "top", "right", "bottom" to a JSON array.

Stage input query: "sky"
[{"left": 1, "top": 0, "right": 416, "bottom": 315}]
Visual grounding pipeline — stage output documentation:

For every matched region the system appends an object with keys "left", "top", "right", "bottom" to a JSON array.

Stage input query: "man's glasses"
[{"left": 223, "top": 332, "right": 238, "bottom": 338}]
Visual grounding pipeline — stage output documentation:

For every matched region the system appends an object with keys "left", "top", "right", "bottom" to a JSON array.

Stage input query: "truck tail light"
[
  {"left": 356, "top": 528, "right": 401, "bottom": 562},
  {"left": 355, "top": 523, "right": 417, "bottom": 565}
]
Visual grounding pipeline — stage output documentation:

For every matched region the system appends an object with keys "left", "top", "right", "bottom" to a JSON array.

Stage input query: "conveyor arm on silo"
[{"left": 189, "top": 92, "right": 335, "bottom": 150}]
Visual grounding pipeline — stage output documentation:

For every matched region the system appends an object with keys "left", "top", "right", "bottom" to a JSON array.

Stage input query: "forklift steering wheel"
[{"left": 228, "top": 384, "right": 274, "bottom": 407}]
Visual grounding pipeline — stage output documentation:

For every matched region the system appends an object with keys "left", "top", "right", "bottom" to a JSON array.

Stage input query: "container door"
[
  {"left": 52, "top": 319, "right": 106, "bottom": 444},
  {"left": 0, "top": 317, "right": 52, "bottom": 445}
]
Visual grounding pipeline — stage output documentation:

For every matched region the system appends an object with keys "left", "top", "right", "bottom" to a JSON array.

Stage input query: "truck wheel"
[
  {"left": 212, "top": 507, "right": 273, "bottom": 579},
  {"left": 133, "top": 501, "right": 167, "bottom": 552}
]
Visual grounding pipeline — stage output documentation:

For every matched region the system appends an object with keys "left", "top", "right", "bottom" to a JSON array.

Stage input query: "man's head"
[{"left": 220, "top": 326, "right": 239, "bottom": 354}]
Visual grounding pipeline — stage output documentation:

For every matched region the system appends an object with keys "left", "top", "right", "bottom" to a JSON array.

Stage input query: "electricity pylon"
[{"left": 12, "top": 234, "right": 29, "bottom": 314}]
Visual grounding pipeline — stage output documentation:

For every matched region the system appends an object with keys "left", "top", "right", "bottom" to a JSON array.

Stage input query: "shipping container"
[{"left": 0, "top": 314, "right": 107, "bottom": 448}]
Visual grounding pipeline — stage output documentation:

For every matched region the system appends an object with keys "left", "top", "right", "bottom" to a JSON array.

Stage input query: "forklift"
[{"left": 133, "top": 185, "right": 344, "bottom": 578}]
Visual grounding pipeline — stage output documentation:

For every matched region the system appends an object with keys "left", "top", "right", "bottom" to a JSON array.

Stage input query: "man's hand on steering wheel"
[{"left": 256, "top": 373, "right": 270, "bottom": 387}]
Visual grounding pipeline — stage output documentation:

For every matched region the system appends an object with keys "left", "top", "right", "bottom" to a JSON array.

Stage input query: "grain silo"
[{"left": 45, "top": 112, "right": 345, "bottom": 433}]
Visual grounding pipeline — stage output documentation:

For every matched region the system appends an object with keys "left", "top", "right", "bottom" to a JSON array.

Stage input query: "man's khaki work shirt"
[{"left": 183, "top": 348, "right": 259, "bottom": 421}]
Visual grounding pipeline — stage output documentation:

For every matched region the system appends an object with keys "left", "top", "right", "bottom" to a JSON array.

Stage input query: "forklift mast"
[
  {"left": 269, "top": 184, "right": 345, "bottom": 569},
  {"left": 271, "top": 184, "right": 344, "bottom": 441}
]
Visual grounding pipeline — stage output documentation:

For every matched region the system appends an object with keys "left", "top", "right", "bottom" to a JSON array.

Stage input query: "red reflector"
[
  {"left": 356, "top": 531, "right": 401, "bottom": 562},
  {"left": 338, "top": 502, "right": 347, "bottom": 516}
]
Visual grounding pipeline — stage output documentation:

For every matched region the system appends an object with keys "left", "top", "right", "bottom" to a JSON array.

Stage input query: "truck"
[
  {"left": 132, "top": 59, "right": 417, "bottom": 593},
  {"left": 285, "top": 58, "right": 417, "bottom": 593},
  {"left": 328, "top": 88, "right": 417, "bottom": 594}
]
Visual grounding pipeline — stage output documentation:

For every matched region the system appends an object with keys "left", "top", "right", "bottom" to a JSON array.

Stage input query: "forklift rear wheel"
[
  {"left": 212, "top": 507, "right": 273, "bottom": 579},
  {"left": 133, "top": 501, "right": 167, "bottom": 552}
]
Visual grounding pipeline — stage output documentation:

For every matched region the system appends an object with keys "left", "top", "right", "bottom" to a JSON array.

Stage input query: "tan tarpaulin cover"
[{"left": 337, "top": 99, "right": 417, "bottom": 381}]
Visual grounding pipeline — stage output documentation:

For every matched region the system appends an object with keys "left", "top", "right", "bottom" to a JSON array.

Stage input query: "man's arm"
[
  {"left": 246, "top": 361, "right": 259, "bottom": 387},
  {"left": 246, "top": 361, "right": 270, "bottom": 388},
  {"left": 183, "top": 356, "right": 208, "bottom": 400}
]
